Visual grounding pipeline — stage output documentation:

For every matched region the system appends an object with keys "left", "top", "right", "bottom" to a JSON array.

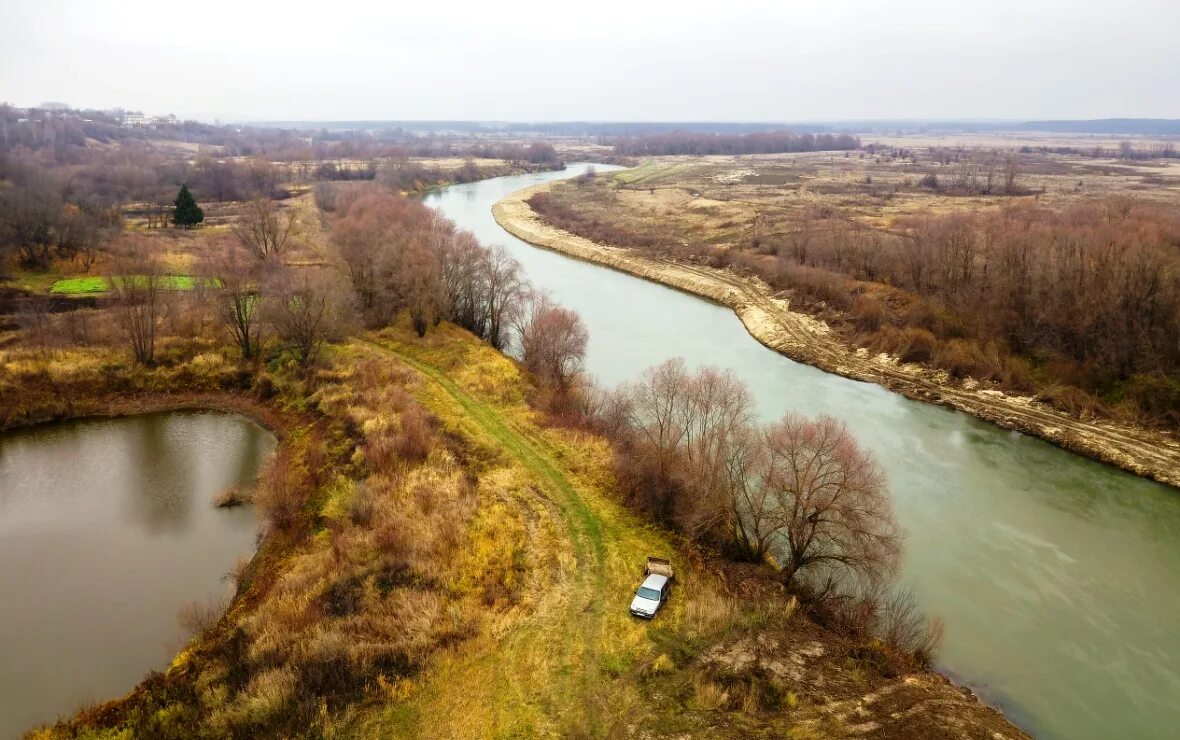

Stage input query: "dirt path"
[
  {"left": 495, "top": 181, "right": 1180, "bottom": 489},
  {"left": 358, "top": 336, "right": 634, "bottom": 736}
]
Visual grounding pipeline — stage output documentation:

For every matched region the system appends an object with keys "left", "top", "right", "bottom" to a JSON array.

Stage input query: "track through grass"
[{"left": 357, "top": 334, "right": 668, "bottom": 737}]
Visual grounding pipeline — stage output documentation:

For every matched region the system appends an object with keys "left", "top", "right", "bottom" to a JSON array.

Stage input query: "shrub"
[
  {"left": 852, "top": 295, "right": 883, "bottom": 331},
  {"left": 933, "top": 338, "right": 987, "bottom": 379},
  {"left": 393, "top": 405, "right": 433, "bottom": 464},
  {"left": 897, "top": 327, "right": 936, "bottom": 364},
  {"left": 254, "top": 445, "right": 311, "bottom": 533},
  {"left": 779, "top": 263, "right": 852, "bottom": 309},
  {"left": 178, "top": 597, "right": 228, "bottom": 635},
  {"left": 1036, "top": 384, "right": 1102, "bottom": 417},
  {"left": 213, "top": 484, "right": 251, "bottom": 508},
  {"left": 1125, "top": 372, "right": 1180, "bottom": 426}
]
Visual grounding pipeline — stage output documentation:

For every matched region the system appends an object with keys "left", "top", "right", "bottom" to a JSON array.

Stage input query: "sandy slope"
[{"left": 495, "top": 181, "right": 1180, "bottom": 489}]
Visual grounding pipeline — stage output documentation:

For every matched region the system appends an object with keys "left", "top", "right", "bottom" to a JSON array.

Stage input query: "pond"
[{"left": 0, "top": 411, "right": 275, "bottom": 738}]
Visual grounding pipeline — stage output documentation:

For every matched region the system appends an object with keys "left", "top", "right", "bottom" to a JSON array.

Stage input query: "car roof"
[{"left": 641, "top": 574, "right": 668, "bottom": 589}]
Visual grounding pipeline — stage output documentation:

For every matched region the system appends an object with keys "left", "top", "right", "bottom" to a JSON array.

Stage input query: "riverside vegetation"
[
  {"left": 516, "top": 146, "right": 1180, "bottom": 485},
  {"left": 0, "top": 133, "right": 1024, "bottom": 737}
]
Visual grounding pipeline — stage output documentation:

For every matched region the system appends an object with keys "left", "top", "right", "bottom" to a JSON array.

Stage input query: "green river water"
[{"left": 425, "top": 164, "right": 1180, "bottom": 739}]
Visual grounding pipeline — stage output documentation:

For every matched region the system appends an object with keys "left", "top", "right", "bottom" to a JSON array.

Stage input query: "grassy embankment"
[{"left": 3, "top": 317, "right": 1025, "bottom": 739}]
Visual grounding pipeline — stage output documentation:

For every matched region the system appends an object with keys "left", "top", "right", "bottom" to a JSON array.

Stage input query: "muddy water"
[
  {"left": 425, "top": 164, "right": 1180, "bottom": 740},
  {"left": 0, "top": 412, "right": 274, "bottom": 738}
]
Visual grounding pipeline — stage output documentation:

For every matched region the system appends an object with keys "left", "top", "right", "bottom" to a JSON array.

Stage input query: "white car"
[{"left": 629, "top": 573, "right": 670, "bottom": 619}]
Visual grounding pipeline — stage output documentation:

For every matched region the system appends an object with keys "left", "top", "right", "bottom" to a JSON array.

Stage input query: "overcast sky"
[{"left": 2, "top": 0, "right": 1177, "bottom": 122}]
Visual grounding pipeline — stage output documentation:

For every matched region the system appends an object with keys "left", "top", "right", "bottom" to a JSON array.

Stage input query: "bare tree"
[
  {"left": 757, "top": 414, "right": 901, "bottom": 594},
  {"left": 442, "top": 230, "right": 491, "bottom": 336},
  {"left": 483, "top": 245, "right": 526, "bottom": 350},
  {"left": 399, "top": 237, "right": 445, "bottom": 337},
  {"left": 16, "top": 296, "right": 55, "bottom": 356},
  {"left": 201, "top": 237, "right": 264, "bottom": 359},
  {"left": 234, "top": 197, "right": 298, "bottom": 260},
  {"left": 265, "top": 267, "right": 347, "bottom": 367},
  {"left": 616, "top": 359, "right": 754, "bottom": 540},
  {"left": 110, "top": 238, "right": 166, "bottom": 365},
  {"left": 0, "top": 169, "right": 60, "bottom": 270},
  {"left": 517, "top": 291, "right": 588, "bottom": 390},
  {"left": 1002, "top": 154, "right": 1021, "bottom": 195}
]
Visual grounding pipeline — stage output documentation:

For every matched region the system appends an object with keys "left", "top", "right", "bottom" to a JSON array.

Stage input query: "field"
[
  {"left": 526, "top": 136, "right": 1180, "bottom": 437},
  {"left": 552, "top": 141, "right": 1180, "bottom": 247},
  {"left": 49, "top": 275, "right": 217, "bottom": 294}
]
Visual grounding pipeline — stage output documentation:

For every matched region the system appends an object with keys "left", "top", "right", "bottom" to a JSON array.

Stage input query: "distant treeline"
[
  {"left": 0, "top": 104, "right": 562, "bottom": 165},
  {"left": 612, "top": 130, "right": 860, "bottom": 156},
  {"left": 1019, "top": 142, "right": 1178, "bottom": 160}
]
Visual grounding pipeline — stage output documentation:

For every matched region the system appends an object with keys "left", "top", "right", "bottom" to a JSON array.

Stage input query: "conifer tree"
[{"left": 172, "top": 184, "right": 204, "bottom": 229}]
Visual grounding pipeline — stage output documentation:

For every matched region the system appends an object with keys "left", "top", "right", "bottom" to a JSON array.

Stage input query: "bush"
[
  {"left": 779, "top": 263, "right": 852, "bottom": 309},
  {"left": 852, "top": 295, "right": 883, "bottom": 331},
  {"left": 253, "top": 445, "right": 312, "bottom": 533},
  {"left": 393, "top": 405, "right": 433, "bottom": 464},
  {"left": 932, "top": 338, "right": 991, "bottom": 379},
  {"left": 1125, "top": 372, "right": 1180, "bottom": 426},
  {"left": 1036, "top": 384, "right": 1102, "bottom": 417},
  {"left": 897, "top": 327, "right": 936, "bottom": 364}
]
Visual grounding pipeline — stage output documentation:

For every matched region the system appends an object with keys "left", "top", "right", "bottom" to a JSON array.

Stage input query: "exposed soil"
[{"left": 495, "top": 180, "right": 1180, "bottom": 489}]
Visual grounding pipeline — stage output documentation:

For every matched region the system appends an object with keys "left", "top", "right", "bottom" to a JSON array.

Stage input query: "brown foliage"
[
  {"left": 517, "top": 291, "right": 588, "bottom": 390},
  {"left": 613, "top": 130, "right": 859, "bottom": 156},
  {"left": 326, "top": 187, "right": 523, "bottom": 344},
  {"left": 263, "top": 266, "right": 349, "bottom": 368},
  {"left": 253, "top": 444, "right": 312, "bottom": 534},
  {"left": 234, "top": 198, "right": 298, "bottom": 260},
  {"left": 896, "top": 327, "right": 936, "bottom": 364},
  {"left": 109, "top": 236, "right": 167, "bottom": 365},
  {"left": 199, "top": 237, "right": 264, "bottom": 359}
]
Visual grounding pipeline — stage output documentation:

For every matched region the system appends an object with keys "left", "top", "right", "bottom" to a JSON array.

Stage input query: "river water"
[
  {"left": 0, "top": 411, "right": 274, "bottom": 738},
  {"left": 425, "top": 164, "right": 1180, "bottom": 739}
]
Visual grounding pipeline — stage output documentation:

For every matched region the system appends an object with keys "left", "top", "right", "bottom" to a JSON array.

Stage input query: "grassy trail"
[{"left": 357, "top": 335, "right": 671, "bottom": 738}]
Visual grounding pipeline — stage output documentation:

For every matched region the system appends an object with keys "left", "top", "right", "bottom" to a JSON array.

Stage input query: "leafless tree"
[
  {"left": 617, "top": 359, "right": 754, "bottom": 540},
  {"left": 201, "top": 237, "right": 264, "bottom": 359},
  {"left": 399, "top": 237, "right": 446, "bottom": 337},
  {"left": 517, "top": 291, "right": 589, "bottom": 389},
  {"left": 16, "top": 296, "right": 55, "bottom": 356},
  {"left": 757, "top": 414, "right": 901, "bottom": 594},
  {"left": 109, "top": 237, "right": 166, "bottom": 365},
  {"left": 1002, "top": 154, "right": 1021, "bottom": 195},
  {"left": 483, "top": 245, "right": 526, "bottom": 350},
  {"left": 0, "top": 169, "right": 60, "bottom": 270},
  {"left": 234, "top": 197, "right": 298, "bottom": 260},
  {"left": 442, "top": 230, "right": 491, "bottom": 336},
  {"left": 264, "top": 267, "right": 347, "bottom": 367}
]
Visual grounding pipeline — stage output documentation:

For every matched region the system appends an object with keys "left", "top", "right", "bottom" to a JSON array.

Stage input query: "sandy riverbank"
[{"left": 495, "top": 180, "right": 1180, "bottom": 489}]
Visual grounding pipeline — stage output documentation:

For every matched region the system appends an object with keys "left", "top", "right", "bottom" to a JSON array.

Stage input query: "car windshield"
[{"left": 637, "top": 586, "right": 661, "bottom": 601}]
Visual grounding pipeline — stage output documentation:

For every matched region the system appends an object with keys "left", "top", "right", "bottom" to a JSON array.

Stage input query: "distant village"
[{"left": 7, "top": 102, "right": 180, "bottom": 128}]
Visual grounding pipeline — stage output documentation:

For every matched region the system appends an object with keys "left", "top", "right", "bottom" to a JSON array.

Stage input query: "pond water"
[
  {"left": 425, "top": 164, "right": 1180, "bottom": 740},
  {"left": 0, "top": 411, "right": 274, "bottom": 738}
]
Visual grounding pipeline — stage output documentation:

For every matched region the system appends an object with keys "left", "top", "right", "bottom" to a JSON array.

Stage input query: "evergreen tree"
[{"left": 172, "top": 184, "right": 204, "bottom": 229}]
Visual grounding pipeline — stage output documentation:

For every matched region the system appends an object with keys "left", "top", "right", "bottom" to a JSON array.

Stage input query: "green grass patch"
[
  {"left": 50, "top": 275, "right": 219, "bottom": 294},
  {"left": 48, "top": 276, "right": 109, "bottom": 294}
]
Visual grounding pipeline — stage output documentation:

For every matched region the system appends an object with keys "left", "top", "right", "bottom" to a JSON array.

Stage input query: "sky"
[{"left": 2, "top": 0, "right": 1178, "bottom": 123}]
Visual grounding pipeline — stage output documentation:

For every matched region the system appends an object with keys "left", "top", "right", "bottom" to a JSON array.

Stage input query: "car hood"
[{"left": 630, "top": 594, "right": 660, "bottom": 615}]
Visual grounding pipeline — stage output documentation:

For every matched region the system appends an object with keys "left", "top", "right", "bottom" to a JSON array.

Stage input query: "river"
[
  {"left": 0, "top": 411, "right": 274, "bottom": 738},
  {"left": 424, "top": 163, "right": 1180, "bottom": 740}
]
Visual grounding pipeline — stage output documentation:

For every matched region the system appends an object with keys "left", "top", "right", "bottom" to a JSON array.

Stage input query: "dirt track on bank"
[{"left": 495, "top": 180, "right": 1180, "bottom": 489}]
